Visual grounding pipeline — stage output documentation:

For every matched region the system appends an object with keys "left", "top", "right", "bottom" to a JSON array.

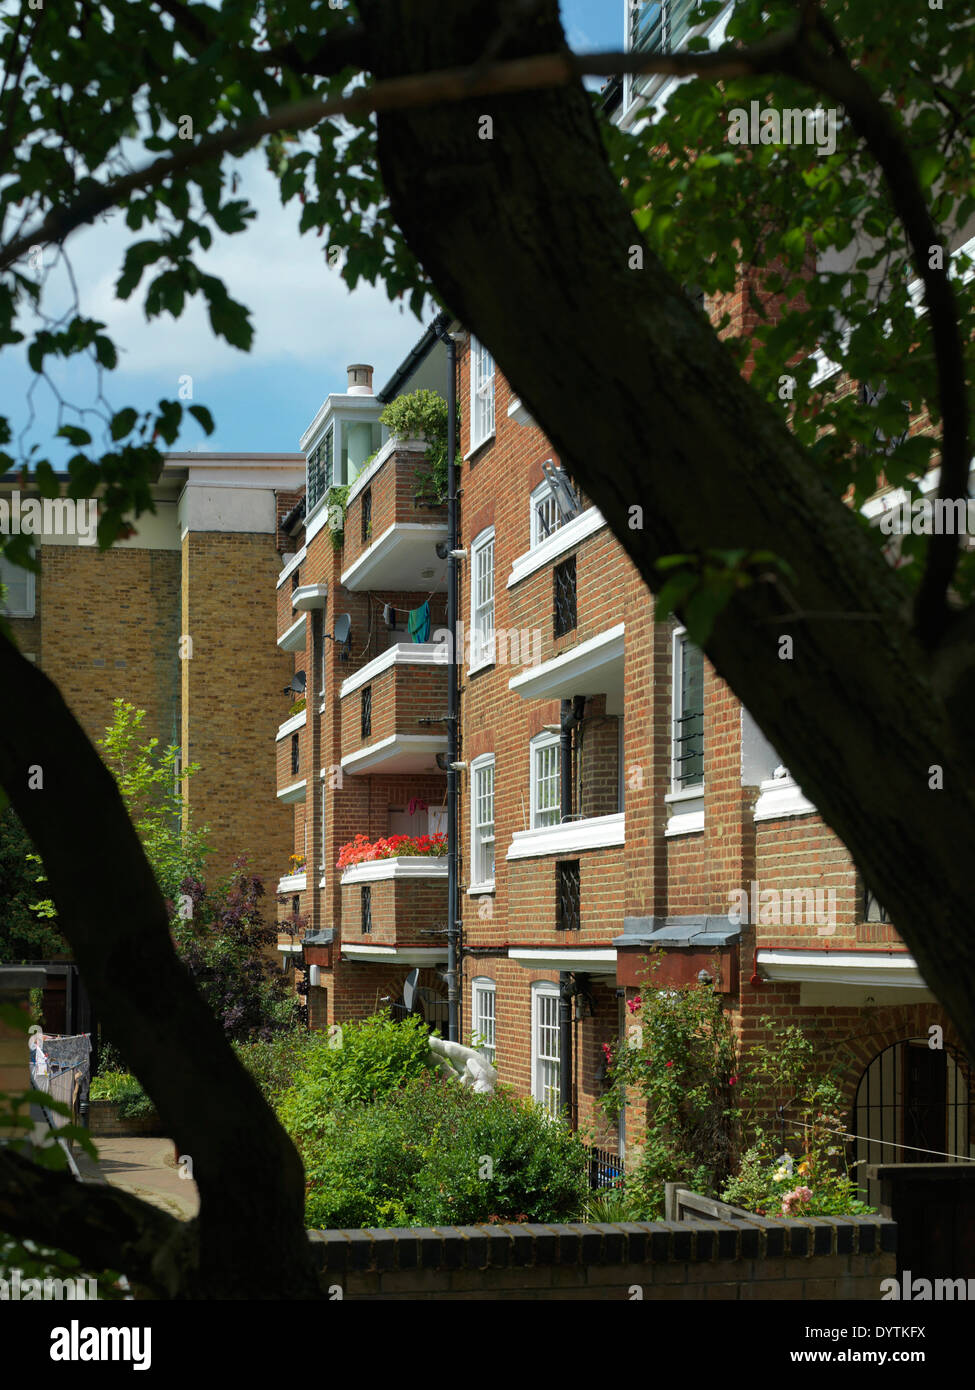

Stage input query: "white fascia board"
[
  {"left": 341, "top": 944, "right": 448, "bottom": 964},
  {"left": 277, "top": 613, "right": 308, "bottom": 652},
  {"left": 509, "top": 947, "right": 618, "bottom": 975},
  {"left": 340, "top": 642, "right": 447, "bottom": 700},
  {"left": 507, "top": 398, "right": 535, "bottom": 427},
  {"left": 340, "top": 857, "right": 449, "bottom": 885},
  {"left": 276, "top": 547, "right": 306, "bottom": 588},
  {"left": 276, "top": 710, "right": 307, "bottom": 741},
  {"left": 506, "top": 812, "right": 624, "bottom": 861},
  {"left": 758, "top": 949, "right": 926, "bottom": 989},
  {"left": 339, "top": 733, "right": 446, "bottom": 774},
  {"left": 345, "top": 436, "right": 427, "bottom": 508},
  {"left": 277, "top": 779, "right": 307, "bottom": 804},
  {"left": 508, "top": 623, "right": 624, "bottom": 701},
  {"left": 507, "top": 507, "right": 606, "bottom": 589}
]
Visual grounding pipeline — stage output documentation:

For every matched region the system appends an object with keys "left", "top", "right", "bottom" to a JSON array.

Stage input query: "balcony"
[
  {"left": 507, "top": 811, "right": 625, "bottom": 861},
  {"left": 508, "top": 623, "right": 624, "bottom": 705},
  {"left": 339, "top": 857, "right": 448, "bottom": 960},
  {"left": 340, "top": 643, "right": 448, "bottom": 775},
  {"left": 340, "top": 438, "right": 448, "bottom": 592}
]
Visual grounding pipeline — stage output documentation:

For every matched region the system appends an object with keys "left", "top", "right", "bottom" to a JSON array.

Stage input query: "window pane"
[
  {"left": 0, "top": 556, "right": 32, "bottom": 616},
  {"left": 534, "top": 743, "right": 560, "bottom": 828},
  {"left": 675, "top": 635, "right": 704, "bottom": 788}
]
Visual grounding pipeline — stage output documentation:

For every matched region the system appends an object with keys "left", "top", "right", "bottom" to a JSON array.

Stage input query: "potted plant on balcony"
[
  {"left": 377, "top": 389, "right": 459, "bottom": 506},
  {"left": 287, "top": 854, "right": 306, "bottom": 875},
  {"left": 287, "top": 696, "right": 306, "bottom": 716},
  {"left": 337, "top": 832, "right": 447, "bottom": 873}
]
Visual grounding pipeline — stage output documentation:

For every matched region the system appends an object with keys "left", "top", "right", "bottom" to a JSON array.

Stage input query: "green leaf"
[
  {"left": 110, "top": 407, "right": 138, "bottom": 441},
  {"left": 56, "top": 425, "right": 92, "bottom": 446},
  {"left": 187, "top": 404, "right": 214, "bottom": 435}
]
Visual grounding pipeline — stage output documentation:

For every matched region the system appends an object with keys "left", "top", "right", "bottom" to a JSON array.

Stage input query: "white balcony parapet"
[
  {"left": 340, "top": 522, "right": 448, "bottom": 592},
  {"left": 276, "top": 709, "right": 307, "bottom": 741},
  {"left": 506, "top": 811, "right": 624, "bottom": 861},
  {"left": 340, "top": 856, "right": 448, "bottom": 885},
  {"left": 340, "top": 642, "right": 447, "bottom": 700},
  {"left": 292, "top": 583, "right": 328, "bottom": 611},
  {"left": 508, "top": 623, "right": 624, "bottom": 703},
  {"left": 276, "top": 872, "right": 307, "bottom": 894},
  {"left": 277, "top": 613, "right": 307, "bottom": 652},
  {"left": 341, "top": 944, "right": 448, "bottom": 965},
  {"left": 277, "top": 778, "right": 306, "bottom": 804},
  {"left": 276, "top": 546, "right": 306, "bottom": 589},
  {"left": 507, "top": 506, "right": 606, "bottom": 589}
]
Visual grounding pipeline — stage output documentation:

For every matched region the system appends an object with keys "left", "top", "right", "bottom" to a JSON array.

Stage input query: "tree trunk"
[
  {"left": 359, "top": 0, "right": 975, "bottom": 1057},
  {"left": 0, "top": 634, "right": 321, "bottom": 1297}
]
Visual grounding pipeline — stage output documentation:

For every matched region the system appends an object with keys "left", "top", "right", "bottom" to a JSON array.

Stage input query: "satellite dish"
[
  {"left": 333, "top": 613, "right": 351, "bottom": 646},
  {"left": 403, "top": 968, "right": 420, "bottom": 1012},
  {"left": 293, "top": 670, "right": 306, "bottom": 693}
]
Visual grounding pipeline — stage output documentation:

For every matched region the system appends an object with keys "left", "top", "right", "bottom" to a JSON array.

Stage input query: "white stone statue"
[{"left": 428, "top": 1036, "right": 498, "bottom": 1094}]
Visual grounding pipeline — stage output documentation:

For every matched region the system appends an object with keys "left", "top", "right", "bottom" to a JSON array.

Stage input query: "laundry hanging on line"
[{"left": 408, "top": 601, "right": 431, "bottom": 644}]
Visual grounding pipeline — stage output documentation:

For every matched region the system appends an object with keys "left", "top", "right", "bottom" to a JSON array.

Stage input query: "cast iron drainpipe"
[
  {"left": 559, "top": 695, "right": 586, "bottom": 1122},
  {"left": 437, "top": 320, "right": 460, "bottom": 1043}
]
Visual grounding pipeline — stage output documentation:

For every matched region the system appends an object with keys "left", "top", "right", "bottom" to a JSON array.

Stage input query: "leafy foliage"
[
  {"left": 378, "top": 389, "right": 459, "bottom": 502},
  {"left": 0, "top": 808, "right": 65, "bottom": 960},
  {"left": 172, "top": 859, "right": 303, "bottom": 1042},
  {"left": 88, "top": 1071, "right": 157, "bottom": 1120},
  {"left": 294, "top": 1073, "right": 588, "bottom": 1230}
]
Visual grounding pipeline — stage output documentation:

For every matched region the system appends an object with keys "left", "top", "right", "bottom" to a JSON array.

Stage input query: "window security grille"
[
  {"left": 533, "top": 487, "right": 563, "bottom": 545},
  {"left": 307, "top": 427, "right": 334, "bottom": 512},
  {"left": 553, "top": 556, "right": 577, "bottom": 638},
  {"left": 674, "top": 635, "right": 704, "bottom": 789},
  {"left": 291, "top": 733, "right": 300, "bottom": 777},
  {"left": 361, "top": 884, "right": 372, "bottom": 934},
  {"left": 361, "top": 685, "right": 372, "bottom": 740},
  {"left": 863, "top": 884, "right": 890, "bottom": 923},
  {"left": 361, "top": 488, "right": 372, "bottom": 544},
  {"left": 556, "top": 860, "right": 581, "bottom": 931}
]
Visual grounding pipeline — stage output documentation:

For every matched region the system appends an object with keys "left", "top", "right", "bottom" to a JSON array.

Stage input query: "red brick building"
[{"left": 276, "top": 324, "right": 973, "bottom": 1198}]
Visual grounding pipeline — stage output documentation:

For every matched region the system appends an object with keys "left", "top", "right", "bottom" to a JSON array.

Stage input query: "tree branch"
[
  {"left": 0, "top": 1146, "right": 188, "bottom": 1298},
  {"left": 0, "top": 632, "right": 321, "bottom": 1297},
  {"left": 779, "top": 8, "right": 969, "bottom": 644}
]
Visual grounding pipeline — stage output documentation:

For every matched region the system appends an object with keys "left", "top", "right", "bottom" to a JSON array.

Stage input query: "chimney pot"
[{"left": 346, "top": 363, "right": 374, "bottom": 395}]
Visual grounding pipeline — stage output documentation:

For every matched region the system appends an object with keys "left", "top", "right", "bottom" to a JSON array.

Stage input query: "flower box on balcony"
[{"left": 340, "top": 856, "right": 448, "bottom": 885}]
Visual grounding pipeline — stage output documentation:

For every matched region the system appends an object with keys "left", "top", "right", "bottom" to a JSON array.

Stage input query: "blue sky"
[{"left": 0, "top": 1, "right": 624, "bottom": 468}]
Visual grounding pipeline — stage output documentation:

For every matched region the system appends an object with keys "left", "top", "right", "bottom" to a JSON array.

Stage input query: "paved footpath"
[{"left": 74, "top": 1137, "right": 199, "bottom": 1221}]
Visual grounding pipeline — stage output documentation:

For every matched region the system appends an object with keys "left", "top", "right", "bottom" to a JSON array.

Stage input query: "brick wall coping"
[
  {"left": 307, "top": 1216, "right": 896, "bottom": 1275},
  {"left": 345, "top": 435, "right": 427, "bottom": 508}
]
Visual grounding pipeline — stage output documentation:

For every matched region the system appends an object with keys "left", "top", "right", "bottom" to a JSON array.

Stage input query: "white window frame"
[
  {"left": 0, "top": 556, "right": 35, "bottom": 618},
  {"left": 531, "top": 980, "right": 561, "bottom": 1118},
  {"left": 471, "top": 977, "right": 496, "bottom": 1064},
  {"left": 670, "top": 626, "right": 704, "bottom": 795},
  {"left": 529, "top": 480, "right": 564, "bottom": 550},
  {"left": 530, "top": 731, "right": 561, "bottom": 830},
  {"left": 469, "top": 526, "right": 495, "bottom": 672},
  {"left": 469, "top": 753, "right": 496, "bottom": 890},
  {"left": 469, "top": 336, "right": 496, "bottom": 453}
]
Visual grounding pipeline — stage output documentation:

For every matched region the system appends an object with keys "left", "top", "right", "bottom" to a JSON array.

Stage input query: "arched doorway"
[{"left": 853, "top": 1038, "right": 972, "bottom": 1207}]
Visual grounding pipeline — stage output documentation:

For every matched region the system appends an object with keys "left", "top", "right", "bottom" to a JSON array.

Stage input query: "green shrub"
[
  {"left": 277, "top": 1010, "right": 434, "bottom": 1140},
  {"left": 88, "top": 1072, "right": 156, "bottom": 1119},
  {"left": 296, "top": 1074, "right": 588, "bottom": 1229},
  {"left": 378, "top": 389, "right": 459, "bottom": 503},
  {"left": 234, "top": 1029, "right": 317, "bottom": 1106}
]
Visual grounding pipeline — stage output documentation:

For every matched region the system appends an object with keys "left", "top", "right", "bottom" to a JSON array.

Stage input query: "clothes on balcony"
[
  {"left": 407, "top": 797, "right": 428, "bottom": 816},
  {"left": 408, "top": 601, "right": 431, "bottom": 644}
]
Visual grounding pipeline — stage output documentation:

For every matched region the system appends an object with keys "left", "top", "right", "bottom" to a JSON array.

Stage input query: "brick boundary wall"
[{"left": 308, "top": 1216, "right": 896, "bottom": 1300}]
